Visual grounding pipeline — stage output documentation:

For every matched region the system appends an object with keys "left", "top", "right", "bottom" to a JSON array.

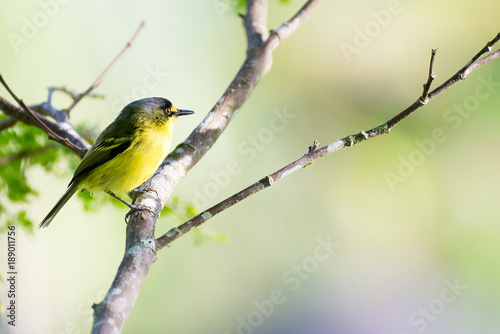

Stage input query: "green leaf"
[
  {"left": 161, "top": 205, "right": 174, "bottom": 216},
  {"left": 186, "top": 205, "right": 198, "bottom": 219},
  {"left": 0, "top": 118, "right": 100, "bottom": 238},
  {"left": 17, "top": 210, "right": 34, "bottom": 230}
]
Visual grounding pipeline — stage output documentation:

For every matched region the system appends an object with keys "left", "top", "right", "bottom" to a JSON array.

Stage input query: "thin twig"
[
  {"left": 52, "top": 86, "right": 104, "bottom": 101},
  {"left": 387, "top": 38, "right": 500, "bottom": 130},
  {"left": 156, "top": 32, "right": 500, "bottom": 250},
  {"left": 265, "top": 0, "right": 320, "bottom": 50},
  {"left": 0, "top": 22, "right": 145, "bottom": 157},
  {"left": 466, "top": 32, "right": 500, "bottom": 67},
  {"left": 66, "top": 21, "right": 145, "bottom": 112},
  {"left": 0, "top": 96, "right": 89, "bottom": 156},
  {"left": 17, "top": 22, "right": 143, "bottom": 125},
  {"left": 30, "top": 87, "right": 105, "bottom": 123},
  {"left": 27, "top": 87, "right": 70, "bottom": 123},
  {"left": 308, "top": 140, "right": 320, "bottom": 153},
  {"left": 0, "top": 74, "right": 82, "bottom": 153},
  {"left": 420, "top": 48, "right": 438, "bottom": 103}
]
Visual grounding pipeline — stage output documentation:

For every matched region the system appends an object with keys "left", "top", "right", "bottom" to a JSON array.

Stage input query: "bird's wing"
[{"left": 69, "top": 136, "right": 132, "bottom": 187}]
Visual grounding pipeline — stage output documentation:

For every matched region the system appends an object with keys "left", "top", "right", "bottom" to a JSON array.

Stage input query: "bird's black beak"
[{"left": 175, "top": 109, "right": 195, "bottom": 116}]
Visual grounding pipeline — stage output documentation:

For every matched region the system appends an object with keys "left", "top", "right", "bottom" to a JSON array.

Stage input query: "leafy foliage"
[
  {"left": 0, "top": 116, "right": 104, "bottom": 230},
  {"left": 0, "top": 119, "right": 78, "bottom": 232},
  {"left": 229, "top": 0, "right": 246, "bottom": 13}
]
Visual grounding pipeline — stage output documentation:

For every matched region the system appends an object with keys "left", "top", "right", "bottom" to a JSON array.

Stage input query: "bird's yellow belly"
[{"left": 82, "top": 129, "right": 171, "bottom": 193}]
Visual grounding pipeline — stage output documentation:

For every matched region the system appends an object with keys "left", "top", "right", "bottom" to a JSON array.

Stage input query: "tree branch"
[
  {"left": 265, "top": 0, "right": 320, "bottom": 51},
  {"left": 0, "top": 74, "right": 82, "bottom": 152},
  {"left": 244, "top": 0, "right": 269, "bottom": 48},
  {"left": 25, "top": 21, "right": 145, "bottom": 126},
  {"left": 0, "top": 92, "right": 89, "bottom": 157},
  {"left": 65, "top": 21, "right": 145, "bottom": 113},
  {"left": 0, "top": 21, "right": 146, "bottom": 158},
  {"left": 91, "top": 1, "right": 321, "bottom": 333},
  {"left": 387, "top": 35, "right": 500, "bottom": 130},
  {"left": 29, "top": 87, "right": 103, "bottom": 124},
  {"left": 0, "top": 116, "right": 17, "bottom": 131},
  {"left": 420, "top": 48, "right": 437, "bottom": 103},
  {"left": 156, "top": 32, "right": 500, "bottom": 250}
]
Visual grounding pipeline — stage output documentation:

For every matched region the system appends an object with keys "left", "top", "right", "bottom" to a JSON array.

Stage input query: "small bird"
[{"left": 39, "top": 97, "right": 194, "bottom": 228}]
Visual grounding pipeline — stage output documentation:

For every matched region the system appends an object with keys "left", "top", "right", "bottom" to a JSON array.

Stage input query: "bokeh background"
[{"left": 1, "top": 0, "right": 500, "bottom": 333}]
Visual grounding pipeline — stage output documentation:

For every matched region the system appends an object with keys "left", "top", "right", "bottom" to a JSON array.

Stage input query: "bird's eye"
[{"left": 165, "top": 107, "right": 172, "bottom": 116}]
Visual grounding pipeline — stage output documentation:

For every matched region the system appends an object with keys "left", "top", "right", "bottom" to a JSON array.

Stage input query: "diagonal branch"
[
  {"left": 132, "top": 0, "right": 322, "bottom": 214},
  {"left": 51, "top": 86, "right": 104, "bottom": 103},
  {"left": 0, "top": 96, "right": 89, "bottom": 156},
  {"left": 265, "top": 0, "right": 320, "bottom": 51},
  {"left": 0, "top": 21, "right": 145, "bottom": 158},
  {"left": 465, "top": 32, "right": 500, "bottom": 67},
  {"left": 65, "top": 21, "right": 145, "bottom": 113},
  {"left": 91, "top": 1, "right": 321, "bottom": 333},
  {"left": 0, "top": 76, "right": 87, "bottom": 156},
  {"left": 156, "top": 32, "right": 500, "bottom": 250},
  {"left": 20, "top": 21, "right": 144, "bottom": 126},
  {"left": 0, "top": 116, "right": 17, "bottom": 131},
  {"left": 386, "top": 36, "right": 500, "bottom": 130}
]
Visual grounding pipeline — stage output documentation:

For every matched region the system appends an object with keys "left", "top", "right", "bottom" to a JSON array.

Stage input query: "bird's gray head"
[{"left": 122, "top": 97, "right": 194, "bottom": 123}]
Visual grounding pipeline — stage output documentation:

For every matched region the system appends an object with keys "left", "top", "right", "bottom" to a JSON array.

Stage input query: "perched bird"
[{"left": 39, "top": 97, "right": 194, "bottom": 228}]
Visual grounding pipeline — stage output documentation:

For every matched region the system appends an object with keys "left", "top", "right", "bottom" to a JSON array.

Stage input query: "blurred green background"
[{"left": 1, "top": 0, "right": 500, "bottom": 333}]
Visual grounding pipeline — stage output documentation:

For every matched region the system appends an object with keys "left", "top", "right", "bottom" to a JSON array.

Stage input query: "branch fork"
[
  {"left": 154, "top": 31, "right": 500, "bottom": 255},
  {"left": 420, "top": 48, "right": 438, "bottom": 104},
  {"left": 92, "top": 3, "right": 321, "bottom": 332}
]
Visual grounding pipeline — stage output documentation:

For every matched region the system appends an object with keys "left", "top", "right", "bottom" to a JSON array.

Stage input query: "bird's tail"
[{"left": 39, "top": 182, "right": 79, "bottom": 228}]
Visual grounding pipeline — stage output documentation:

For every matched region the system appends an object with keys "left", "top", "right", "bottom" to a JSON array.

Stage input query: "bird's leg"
[
  {"left": 106, "top": 191, "right": 136, "bottom": 209},
  {"left": 106, "top": 191, "right": 154, "bottom": 222}
]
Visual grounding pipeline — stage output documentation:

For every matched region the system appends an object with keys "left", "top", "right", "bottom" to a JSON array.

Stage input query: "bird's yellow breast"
[{"left": 82, "top": 121, "right": 173, "bottom": 193}]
